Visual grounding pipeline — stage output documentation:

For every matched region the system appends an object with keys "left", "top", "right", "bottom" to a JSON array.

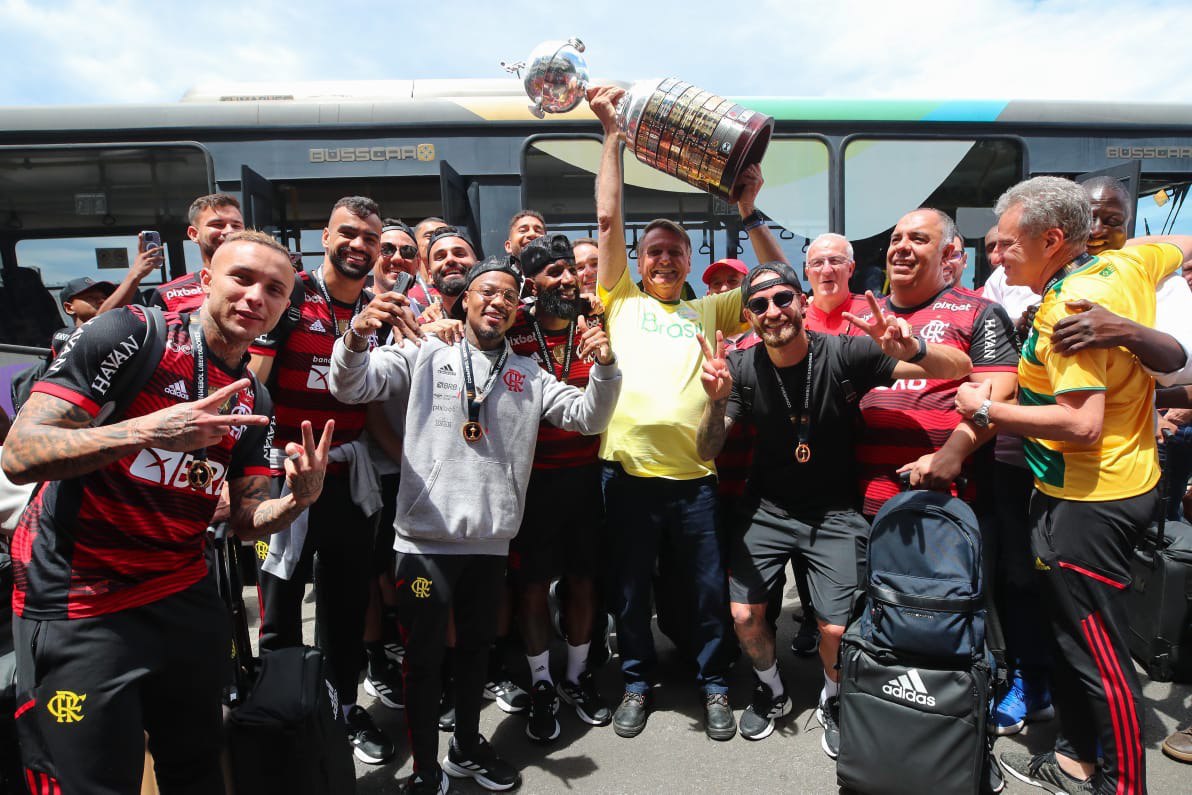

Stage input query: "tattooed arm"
[
  {"left": 228, "top": 419, "right": 334, "bottom": 540},
  {"left": 697, "top": 397, "right": 733, "bottom": 461},
  {"left": 2, "top": 379, "right": 269, "bottom": 485}
]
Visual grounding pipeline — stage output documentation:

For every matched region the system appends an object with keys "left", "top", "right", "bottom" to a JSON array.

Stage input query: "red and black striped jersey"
[
  {"left": 507, "top": 308, "right": 599, "bottom": 469},
  {"left": 715, "top": 332, "right": 761, "bottom": 499},
  {"left": 249, "top": 270, "right": 374, "bottom": 465},
  {"left": 11, "top": 306, "right": 273, "bottom": 620},
  {"left": 846, "top": 286, "right": 1017, "bottom": 515},
  {"left": 145, "top": 272, "right": 205, "bottom": 313}
]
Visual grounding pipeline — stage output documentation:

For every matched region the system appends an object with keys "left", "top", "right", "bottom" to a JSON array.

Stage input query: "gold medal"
[
  {"left": 795, "top": 443, "right": 811, "bottom": 464},
  {"left": 551, "top": 343, "right": 567, "bottom": 366},
  {"left": 187, "top": 459, "right": 215, "bottom": 490},
  {"left": 462, "top": 421, "right": 484, "bottom": 442}
]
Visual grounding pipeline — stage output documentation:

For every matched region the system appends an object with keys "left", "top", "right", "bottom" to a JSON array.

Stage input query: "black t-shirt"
[{"left": 727, "top": 332, "right": 898, "bottom": 516}]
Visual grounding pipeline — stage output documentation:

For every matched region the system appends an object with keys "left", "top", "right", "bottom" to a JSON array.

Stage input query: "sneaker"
[
  {"left": 525, "top": 680, "right": 561, "bottom": 743},
  {"left": 400, "top": 768, "right": 449, "bottom": 794},
  {"left": 558, "top": 671, "right": 612, "bottom": 726},
  {"left": 364, "top": 659, "right": 405, "bottom": 710},
  {"left": 998, "top": 750, "right": 1096, "bottom": 794},
  {"left": 612, "top": 690, "right": 650, "bottom": 738},
  {"left": 791, "top": 619, "right": 820, "bottom": 657},
  {"left": 985, "top": 751, "right": 1006, "bottom": 794},
  {"left": 344, "top": 705, "right": 394, "bottom": 765},
  {"left": 383, "top": 639, "right": 406, "bottom": 664},
  {"left": 438, "top": 687, "right": 456, "bottom": 733},
  {"left": 443, "top": 735, "right": 521, "bottom": 791},
  {"left": 815, "top": 696, "right": 840, "bottom": 759},
  {"left": 739, "top": 680, "right": 792, "bottom": 741},
  {"left": 990, "top": 674, "right": 1055, "bottom": 736},
  {"left": 483, "top": 678, "right": 530, "bottom": 714},
  {"left": 704, "top": 692, "right": 736, "bottom": 741},
  {"left": 1163, "top": 725, "right": 1192, "bottom": 763}
]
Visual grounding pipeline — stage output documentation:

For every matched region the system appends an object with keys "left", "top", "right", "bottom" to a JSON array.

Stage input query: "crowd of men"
[{"left": 1, "top": 85, "right": 1191, "bottom": 795}]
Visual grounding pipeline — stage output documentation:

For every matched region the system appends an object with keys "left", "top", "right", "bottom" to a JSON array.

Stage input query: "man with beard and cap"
[
  {"left": 329, "top": 256, "right": 621, "bottom": 794},
  {"left": 696, "top": 263, "right": 971, "bottom": 754},
  {"left": 503, "top": 234, "right": 613, "bottom": 741},
  {"left": 374, "top": 218, "right": 421, "bottom": 297},
  {"left": 249, "top": 196, "right": 420, "bottom": 767},
  {"left": 145, "top": 194, "right": 246, "bottom": 312},
  {"left": 416, "top": 226, "right": 479, "bottom": 321},
  {"left": 505, "top": 209, "right": 547, "bottom": 257}
]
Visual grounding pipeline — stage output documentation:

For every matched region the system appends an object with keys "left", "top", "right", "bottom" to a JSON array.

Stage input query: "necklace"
[{"left": 770, "top": 341, "right": 814, "bottom": 464}]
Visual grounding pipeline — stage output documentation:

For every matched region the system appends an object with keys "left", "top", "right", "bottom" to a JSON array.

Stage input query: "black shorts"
[
  {"left": 13, "top": 577, "right": 228, "bottom": 795},
  {"left": 509, "top": 463, "right": 604, "bottom": 584},
  {"left": 728, "top": 506, "right": 868, "bottom": 626}
]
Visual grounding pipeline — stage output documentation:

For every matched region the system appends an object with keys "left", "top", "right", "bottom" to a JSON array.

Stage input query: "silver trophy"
[{"left": 502, "top": 39, "right": 774, "bottom": 201}]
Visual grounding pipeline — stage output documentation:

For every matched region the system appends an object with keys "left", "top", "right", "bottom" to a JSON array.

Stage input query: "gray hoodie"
[{"left": 329, "top": 334, "right": 621, "bottom": 556}]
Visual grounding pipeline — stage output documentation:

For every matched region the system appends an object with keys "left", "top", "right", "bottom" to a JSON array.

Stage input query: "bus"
[{"left": 1, "top": 78, "right": 1190, "bottom": 386}]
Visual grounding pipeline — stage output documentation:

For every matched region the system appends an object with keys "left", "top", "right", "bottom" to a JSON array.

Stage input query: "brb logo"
[
  {"left": 129, "top": 448, "right": 228, "bottom": 494},
  {"left": 503, "top": 369, "right": 526, "bottom": 393}
]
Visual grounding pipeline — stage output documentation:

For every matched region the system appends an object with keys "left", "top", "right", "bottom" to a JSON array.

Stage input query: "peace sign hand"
[
  {"left": 843, "top": 290, "right": 920, "bottom": 360},
  {"left": 283, "top": 419, "right": 334, "bottom": 508},
  {"left": 697, "top": 330, "right": 732, "bottom": 401},
  {"left": 136, "top": 378, "right": 270, "bottom": 453}
]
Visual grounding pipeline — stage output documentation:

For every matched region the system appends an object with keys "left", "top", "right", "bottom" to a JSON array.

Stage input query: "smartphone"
[
  {"left": 392, "top": 272, "right": 414, "bottom": 296},
  {"left": 141, "top": 230, "right": 162, "bottom": 251}
]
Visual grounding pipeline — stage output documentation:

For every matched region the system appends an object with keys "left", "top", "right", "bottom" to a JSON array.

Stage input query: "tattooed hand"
[
  {"left": 133, "top": 378, "right": 269, "bottom": 452},
  {"left": 283, "top": 419, "right": 334, "bottom": 508}
]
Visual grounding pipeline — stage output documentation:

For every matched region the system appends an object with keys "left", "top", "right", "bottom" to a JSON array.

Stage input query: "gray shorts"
[{"left": 728, "top": 506, "right": 869, "bottom": 626}]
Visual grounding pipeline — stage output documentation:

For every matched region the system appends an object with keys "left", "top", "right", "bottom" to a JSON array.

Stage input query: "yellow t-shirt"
[
  {"left": 598, "top": 269, "right": 744, "bottom": 479},
  {"left": 1018, "top": 243, "right": 1182, "bottom": 501}
]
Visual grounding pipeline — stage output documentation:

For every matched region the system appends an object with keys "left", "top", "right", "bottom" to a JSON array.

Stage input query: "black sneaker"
[
  {"left": 443, "top": 735, "right": 521, "bottom": 791},
  {"left": 344, "top": 705, "right": 394, "bottom": 765},
  {"left": 364, "top": 659, "right": 405, "bottom": 710},
  {"left": 998, "top": 750, "right": 1096, "bottom": 795},
  {"left": 739, "top": 680, "right": 792, "bottom": 741},
  {"left": 557, "top": 671, "right": 612, "bottom": 726},
  {"left": 791, "top": 619, "right": 820, "bottom": 657},
  {"left": 525, "top": 680, "right": 561, "bottom": 743},
  {"left": 705, "top": 692, "right": 736, "bottom": 741},
  {"left": 400, "top": 768, "right": 449, "bottom": 794},
  {"left": 612, "top": 690, "right": 650, "bottom": 738},
  {"left": 438, "top": 686, "right": 456, "bottom": 733},
  {"left": 383, "top": 639, "right": 406, "bottom": 665},
  {"left": 483, "top": 678, "right": 530, "bottom": 714},
  {"left": 815, "top": 696, "right": 840, "bottom": 759}
]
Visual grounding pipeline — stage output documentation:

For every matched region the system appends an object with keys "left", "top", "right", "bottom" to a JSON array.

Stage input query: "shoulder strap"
[{"left": 104, "top": 306, "right": 167, "bottom": 426}]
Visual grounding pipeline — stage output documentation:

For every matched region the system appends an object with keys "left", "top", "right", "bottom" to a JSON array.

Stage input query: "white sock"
[
  {"left": 341, "top": 702, "right": 356, "bottom": 720},
  {"left": 821, "top": 673, "right": 840, "bottom": 703},
  {"left": 565, "top": 642, "right": 590, "bottom": 685},
  {"left": 755, "top": 662, "right": 784, "bottom": 698},
  {"left": 527, "top": 651, "right": 552, "bottom": 685}
]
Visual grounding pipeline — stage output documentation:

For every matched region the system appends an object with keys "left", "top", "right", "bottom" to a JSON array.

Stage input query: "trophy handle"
[
  {"left": 499, "top": 59, "right": 526, "bottom": 76},
  {"left": 529, "top": 98, "right": 546, "bottom": 119},
  {"left": 567, "top": 38, "right": 586, "bottom": 53}
]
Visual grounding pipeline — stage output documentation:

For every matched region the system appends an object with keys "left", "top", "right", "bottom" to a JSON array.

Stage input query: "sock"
[
  {"left": 821, "top": 673, "right": 840, "bottom": 703},
  {"left": 755, "top": 662, "right": 784, "bottom": 698},
  {"left": 341, "top": 702, "right": 357, "bottom": 720},
  {"left": 527, "top": 651, "right": 552, "bottom": 685},
  {"left": 565, "top": 642, "right": 590, "bottom": 685}
]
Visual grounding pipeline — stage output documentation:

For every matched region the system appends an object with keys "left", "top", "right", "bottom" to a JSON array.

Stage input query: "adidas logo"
[
  {"left": 436, "top": 364, "right": 455, "bottom": 375},
  {"left": 309, "top": 318, "right": 327, "bottom": 333},
  {"left": 882, "top": 669, "right": 936, "bottom": 707},
  {"left": 163, "top": 380, "right": 190, "bottom": 400}
]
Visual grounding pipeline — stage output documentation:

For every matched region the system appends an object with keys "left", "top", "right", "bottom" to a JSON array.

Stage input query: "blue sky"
[{"left": 1, "top": 0, "right": 1191, "bottom": 105}]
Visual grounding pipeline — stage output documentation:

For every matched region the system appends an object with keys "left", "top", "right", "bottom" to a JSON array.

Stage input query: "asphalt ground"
[{"left": 248, "top": 574, "right": 1192, "bottom": 794}]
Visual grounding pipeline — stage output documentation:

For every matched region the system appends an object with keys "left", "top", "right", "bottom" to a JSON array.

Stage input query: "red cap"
[{"left": 701, "top": 258, "right": 748, "bottom": 285}]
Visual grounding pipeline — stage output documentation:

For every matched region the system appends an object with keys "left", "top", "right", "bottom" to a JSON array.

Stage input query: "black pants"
[
  {"left": 258, "top": 476, "right": 375, "bottom": 703},
  {"left": 13, "top": 578, "right": 228, "bottom": 795},
  {"left": 1030, "top": 487, "right": 1156, "bottom": 795},
  {"left": 990, "top": 461, "right": 1051, "bottom": 673},
  {"left": 395, "top": 552, "right": 505, "bottom": 775}
]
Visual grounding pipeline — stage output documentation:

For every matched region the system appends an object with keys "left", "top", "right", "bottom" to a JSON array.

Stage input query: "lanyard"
[
  {"left": 1042, "top": 253, "right": 1093, "bottom": 297},
  {"left": 416, "top": 274, "right": 442, "bottom": 306},
  {"left": 528, "top": 315, "right": 576, "bottom": 383},
  {"left": 459, "top": 338, "right": 509, "bottom": 442},
  {"left": 311, "top": 268, "right": 363, "bottom": 337},
  {"left": 186, "top": 313, "right": 238, "bottom": 489},
  {"left": 770, "top": 342, "right": 814, "bottom": 464}
]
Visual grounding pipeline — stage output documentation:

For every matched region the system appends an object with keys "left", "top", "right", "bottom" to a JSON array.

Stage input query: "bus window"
[
  {"left": 1138, "top": 182, "right": 1192, "bottom": 238},
  {"left": 16, "top": 234, "right": 167, "bottom": 289},
  {"left": 844, "top": 138, "right": 1023, "bottom": 292},
  {"left": 523, "top": 137, "right": 830, "bottom": 293}
]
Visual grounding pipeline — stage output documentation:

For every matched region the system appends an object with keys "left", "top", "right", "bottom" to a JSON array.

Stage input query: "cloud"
[{"left": 0, "top": 0, "right": 1190, "bottom": 105}]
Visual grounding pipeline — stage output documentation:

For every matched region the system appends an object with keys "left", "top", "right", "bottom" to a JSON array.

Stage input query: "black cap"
[
  {"left": 426, "top": 226, "right": 478, "bottom": 261},
  {"left": 448, "top": 256, "right": 524, "bottom": 320},
  {"left": 61, "top": 276, "right": 116, "bottom": 304},
  {"left": 518, "top": 233, "right": 574, "bottom": 277},
  {"left": 741, "top": 261, "right": 804, "bottom": 303}
]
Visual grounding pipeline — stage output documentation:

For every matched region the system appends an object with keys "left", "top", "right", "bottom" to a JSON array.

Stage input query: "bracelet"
[
  {"left": 741, "top": 210, "right": 765, "bottom": 231},
  {"left": 906, "top": 335, "right": 928, "bottom": 363},
  {"left": 344, "top": 328, "right": 370, "bottom": 353}
]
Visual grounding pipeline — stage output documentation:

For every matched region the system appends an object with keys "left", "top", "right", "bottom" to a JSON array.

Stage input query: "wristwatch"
[{"left": 971, "top": 399, "right": 993, "bottom": 429}]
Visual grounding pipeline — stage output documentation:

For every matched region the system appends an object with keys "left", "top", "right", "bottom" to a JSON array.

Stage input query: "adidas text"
[{"left": 882, "top": 670, "right": 936, "bottom": 707}]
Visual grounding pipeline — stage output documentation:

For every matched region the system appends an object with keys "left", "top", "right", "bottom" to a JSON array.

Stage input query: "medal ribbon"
[
  {"left": 770, "top": 341, "right": 814, "bottom": 463},
  {"left": 1042, "top": 252, "right": 1093, "bottom": 297},
  {"left": 460, "top": 339, "right": 510, "bottom": 430},
  {"left": 187, "top": 313, "right": 236, "bottom": 485},
  {"left": 416, "top": 274, "right": 442, "bottom": 306},
  {"left": 528, "top": 315, "right": 576, "bottom": 383},
  {"left": 312, "top": 268, "right": 364, "bottom": 337}
]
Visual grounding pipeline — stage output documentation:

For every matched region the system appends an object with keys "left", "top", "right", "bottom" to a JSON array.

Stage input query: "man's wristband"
[
  {"left": 344, "top": 328, "right": 370, "bottom": 353},
  {"left": 906, "top": 335, "right": 928, "bottom": 363},
  {"left": 741, "top": 209, "right": 765, "bottom": 231}
]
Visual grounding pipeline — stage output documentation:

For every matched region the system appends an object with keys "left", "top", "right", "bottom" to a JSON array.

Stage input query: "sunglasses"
[
  {"left": 381, "top": 243, "right": 418, "bottom": 260},
  {"left": 746, "top": 290, "right": 799, "bottom": 315}
]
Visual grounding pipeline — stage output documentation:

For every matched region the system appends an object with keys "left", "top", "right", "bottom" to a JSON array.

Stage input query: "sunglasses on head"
[
  {"left": 381, "top": 243, "right": 418, "bottom": 259},
  {"left": 746, "top": 290, "right": 799, "bottom": 315}
]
